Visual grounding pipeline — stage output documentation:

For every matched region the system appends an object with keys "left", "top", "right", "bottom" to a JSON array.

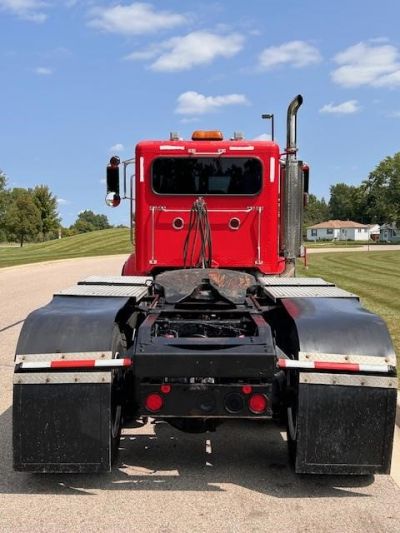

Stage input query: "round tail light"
[
  {"left": 145, "top": 393, "right": 164, "bottom": 412},
  {"left": 224, "top": 392, "right": 244, "bottom": 413},
  {"left": 248, "top": 394, "right": 268, "bottom": 414}
]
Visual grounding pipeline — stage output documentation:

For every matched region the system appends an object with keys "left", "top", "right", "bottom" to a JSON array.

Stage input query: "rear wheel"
[
  {"left": 110, "top": 388, "right": 122, "bottom": 464},
  {"left": 286, "top": 370, "right": 299, "bottom": 465},
  {"left": 110, "top": 326, "right": 128, "bottom": 465}
]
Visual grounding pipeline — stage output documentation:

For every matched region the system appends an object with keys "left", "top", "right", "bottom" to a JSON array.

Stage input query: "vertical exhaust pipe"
[
  {"left": 286, "top": 95, "right": 303, "bottom": 153},
  {"left": 282, "top": 95, "right": 304, "bottom": 265}
]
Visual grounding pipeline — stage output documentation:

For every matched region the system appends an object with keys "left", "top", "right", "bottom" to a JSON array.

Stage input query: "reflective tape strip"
[
  {"left": 228, "top": 146, "right": 255, "bottom": 151},
  {"left": 299, "top": 351, "right": 396, "bottom": 367},
  {"left": 278, "top": 358, "right": 393, "bottom": 374},
  {"left": 14, "top": 372, "right": 112, "bottom": 385},
  {"left": 19, "top": 358, "right": 132, "bottom": 370},
  {"left": 15, "top": 352, "right": 112, "bottom": 363},
  {"left": 159, "top": 145, "right": 185, "bottom": 150},
  {"left": 140, "top": 156, "right": 144, "bottom": 182},
  {"left": 300, "top": 372, "right": 398, "bottom": 389},
  {"left": 270, "top": 157, "right": 275, "bottom": 183}
]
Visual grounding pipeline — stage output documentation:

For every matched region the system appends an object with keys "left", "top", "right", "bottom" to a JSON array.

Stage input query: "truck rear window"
[{"left": 152, "top": 157, "right": 262, "bottom": 195}]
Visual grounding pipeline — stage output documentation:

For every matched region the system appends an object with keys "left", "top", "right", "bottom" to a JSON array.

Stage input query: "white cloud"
[
  {"left": 319, "top": 100, "right": 360, "bottom": 114},
  {"left": 127, "top": 31, "right": 244, "bottom": 72},
  {"left": 253, "top": 133, "right": 272, "bottom": 140},
  {"left": 369, "top": 37, "right": 390, "bottom": 44},
  {"left": 259, "top": 40, "right": 321, "bottom": 70},
  {"left": 88, "top": 2, "right": 187, "bottom": 35},
  {"left": 110, "top": 143, "right": 124, "bottom": 152},
  {"left": 35, "top": 66, "right": 53, "bottom": 75},
  {"left": 57, "top": 198, "right": 69, "bottom": 205},
  {"left": 125, "top": 47, "right": 160, "bottom": 61},
  {"left": 0, "top": 0, "right": 48, "bottom": 22},
  {"left": 332, "top": 42, "right": 400, "bottom": 88},
  {"left": 176, "top": 91, "right": 249, "bottom": 115},
  {"left": 179, "top": 117, "right": 200, "bottom": 124}
]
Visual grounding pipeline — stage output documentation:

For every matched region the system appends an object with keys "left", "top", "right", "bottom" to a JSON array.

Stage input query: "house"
[
  {"left": 306, "top": 220, "right": 372, "bottom": 241},
  {"left": 380, "top": 223, "right": 399, "bottom": 243},
  {"left": 367, "top": 224, "right": 381, "bottom": 241}
]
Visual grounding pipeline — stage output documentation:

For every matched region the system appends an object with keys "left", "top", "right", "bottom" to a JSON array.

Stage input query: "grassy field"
[
  {"left": 305, "top": 241, "right": 365, "bottom": 248},
  {"left": 0, "top": 228, "right": 132, "bottom": 268},
  {"left": 297, "top": 251, "right": 400, "bottom": 363}
]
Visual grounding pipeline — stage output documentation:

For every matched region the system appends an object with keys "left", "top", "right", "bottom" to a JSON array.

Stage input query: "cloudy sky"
[{"left": 1, "top": 0, "right": 400, "bottom": 225}]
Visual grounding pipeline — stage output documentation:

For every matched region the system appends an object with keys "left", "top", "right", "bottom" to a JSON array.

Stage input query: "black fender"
[
  {"left": 281, "top": 296, "right": 395, "bottom": 358},
  {"left": 16, "top": 295, "right": 131, "bottom": 356}
]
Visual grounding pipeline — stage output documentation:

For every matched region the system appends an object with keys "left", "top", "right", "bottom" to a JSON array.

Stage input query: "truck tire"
[
  {"left": 111, "top": 387, "right": 122, "bottom": 465},
  {"left": 286, "top": 370, "right": 299, "bottom": 465},
  {"left": 110, "top": 326, "right": 127, "bottom": 465}
]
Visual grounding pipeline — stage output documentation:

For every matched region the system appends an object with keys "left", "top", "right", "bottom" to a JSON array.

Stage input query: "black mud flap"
[
  {"left": 13, "top": 372, "right": 112, "bottom": 473},
  {"left": 295, "top": 374, "right": 397, "bottom": 475}
]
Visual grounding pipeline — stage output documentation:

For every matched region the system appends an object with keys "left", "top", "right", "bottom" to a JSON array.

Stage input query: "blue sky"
[{"left": 1, "top": 0, "right": 400, "bottom": 226}]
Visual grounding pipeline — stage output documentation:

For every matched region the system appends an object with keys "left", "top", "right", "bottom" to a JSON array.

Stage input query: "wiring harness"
[{"left": 183, "top": 197, "right": 212, "bottom": 268}]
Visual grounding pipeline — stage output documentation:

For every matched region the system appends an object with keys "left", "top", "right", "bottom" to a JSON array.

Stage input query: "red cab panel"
[{"left": 130, "top": 139, "right": 285, "bottom": 275}]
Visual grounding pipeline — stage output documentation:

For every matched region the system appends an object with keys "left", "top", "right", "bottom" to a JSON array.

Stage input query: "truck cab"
[{"left": 122, "top": 133, "right": 285, "bottom": 276}]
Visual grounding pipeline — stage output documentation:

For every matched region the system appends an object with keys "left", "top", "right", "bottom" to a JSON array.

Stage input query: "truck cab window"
[{"left": 152, "top": 157, "right": 262, "bottom": 195}]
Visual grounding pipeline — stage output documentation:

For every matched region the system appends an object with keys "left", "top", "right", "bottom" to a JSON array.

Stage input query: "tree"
[
  {"left": 5, "top": 189, "right": 42, "bottom": 246},
  {"left": 304, "top": 194, "right": 330, "bottom": 227},
  {"left": 0, "top": 170, "right": 7, "bottom": 241},
  {"left": 361, "top": 152, "right": 400, "bottom": 225},
  {"left": 32, "top": 185, "right": 60, "bottom": 239},
  {"left": 71, "top": 210, "right": 111, "bottom": 233},
  {"left": 329, "top": 183, "right": 362, "bottom": 221}
]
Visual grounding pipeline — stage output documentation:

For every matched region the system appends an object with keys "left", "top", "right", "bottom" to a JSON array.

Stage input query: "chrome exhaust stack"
[{"left": 282, "top": 95, "right": 304, "bottom": 264}]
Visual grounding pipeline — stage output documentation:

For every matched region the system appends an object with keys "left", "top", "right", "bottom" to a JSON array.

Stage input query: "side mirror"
[
  {"left": 105, "top": 192, "right": 121, "bottom": 207},
  {"left": 106, "top": 156, "right": 120, "bottom": 208}
]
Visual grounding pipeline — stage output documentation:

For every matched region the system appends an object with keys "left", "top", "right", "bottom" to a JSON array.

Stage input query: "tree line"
[
  {"left": 304, "top": 151, "right": 400, "bottom": 229},
  {"left": 0, "top": 170, "right": 114, "bottom": 246},
  {"left": 2, "top": 150, "right": 399, "bottom": 245}
]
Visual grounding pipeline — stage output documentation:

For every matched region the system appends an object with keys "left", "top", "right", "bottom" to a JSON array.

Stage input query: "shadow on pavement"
[{"left": 0, "top": 406, "right": 374, "bottom": 498}]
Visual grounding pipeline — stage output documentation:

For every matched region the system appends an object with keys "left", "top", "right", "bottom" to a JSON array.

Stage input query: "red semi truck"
[{"left": 13, "top": 96, "right": 397, "bottom": 474}]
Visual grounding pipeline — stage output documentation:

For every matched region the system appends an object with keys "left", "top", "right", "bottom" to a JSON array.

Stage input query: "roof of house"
[
  {"left": 308, "top": 220, "right": 369, "bottom": 230},
  {"left": 367, "top": 224, "right": 380, "bottom": 232},
  {"left": 380, "top": 223, "right": 397, "bottom": 230}
]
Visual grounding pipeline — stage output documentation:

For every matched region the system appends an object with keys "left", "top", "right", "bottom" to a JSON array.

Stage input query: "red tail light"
[
  {"left": 160, "top": 384, "right": 171, "bottom": 394},
  {"left": 145, "top": 393, "right": 163, "bottom": 412},
  {"left": 241, "top": 385, "right": 252, "bottom": 395},
  {"left": 248, "top": 394, "right": 267, "bottom": 414}
]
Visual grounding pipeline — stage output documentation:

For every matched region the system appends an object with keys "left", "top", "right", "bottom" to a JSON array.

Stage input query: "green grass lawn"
[
  {"left": 297, "top": 251, "right": 400, "bottom": 363},
  {"left": 0, "top": 228, "right": 133, "bottom": 268},
  {"left": 305, "top": 241, "right": 375, "bottom": 248}
]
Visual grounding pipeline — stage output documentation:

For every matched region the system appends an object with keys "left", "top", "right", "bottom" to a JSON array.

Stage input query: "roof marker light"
[{"left": 192, "top": 130, "right": 223, "bottom": 141}]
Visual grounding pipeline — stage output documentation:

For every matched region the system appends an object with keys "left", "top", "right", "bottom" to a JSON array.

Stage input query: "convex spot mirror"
[{"left": 105, "top": 192, "right": 121, "bottom": 208}]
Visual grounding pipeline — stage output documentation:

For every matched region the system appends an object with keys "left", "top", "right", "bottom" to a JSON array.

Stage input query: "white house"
[
  {"left": 306, "top": 220, "right": 372, "bottom": 241},
  {"left": 367, "top": 224, "right": 380, "bottom": 241},
  {"left": 380, "top": 223, "right": 399, "bottom": 243}
]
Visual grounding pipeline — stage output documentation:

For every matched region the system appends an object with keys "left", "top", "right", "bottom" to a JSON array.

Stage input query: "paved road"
[{"left": 1, "top": 256, "right": 400, "bottom": 533}]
